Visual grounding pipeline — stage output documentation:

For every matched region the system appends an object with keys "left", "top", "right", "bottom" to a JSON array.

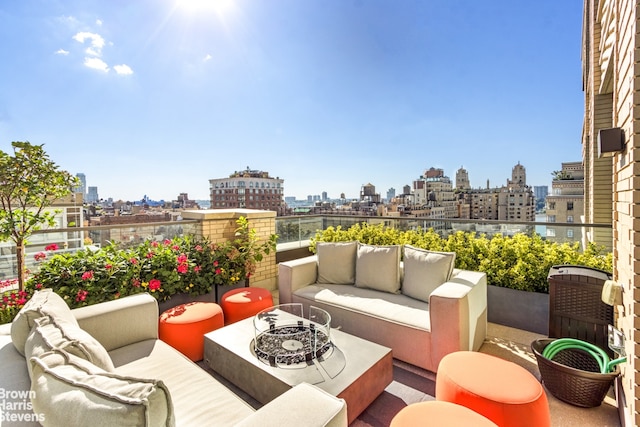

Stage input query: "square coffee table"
[{"left": 203, "top": 309, "right": 393, "bottom": 424}]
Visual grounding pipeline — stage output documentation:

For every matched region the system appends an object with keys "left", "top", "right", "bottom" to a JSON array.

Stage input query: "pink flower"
[
  {"left": 195, "top": 245, "right": 202, "bottom": 252},
  {"left": 149, "top": 279, "right": 161, "bottom": 291},
  {"left": 130, "top": 258, "right": 138, "bottom": 265},
  {"left": 34, "top": 252, "right": 46, "bottom": 261},
  {"left": 75, "top": 290, "right": 88, "bottom": 302},
  {"left": 215, "top": 268, "right": 222, "bottom": 275},
  {"left": 45, "top": 243, "right": 59, "bottom": 251},
  {"left": 163, "top": 239, "right": 171, "bottom": 245},
  {"left": 172, "top": 245, "right": 180, "bottom": 251},
  {"left": 213, "top": 260, "right": 219, "bottom": 267},
  {"left": 194, "top": 266, "right": 201, "bottom": 273},
  {"left": 81, "top": 271, "right": 94, "bottom": 281},
  {"left": 151, "top": 241, "right": 159, "bottom": 248},
  {"left": 131, "top": 278, "right": 141, "bottom": 288},
  {"left": 105, "top": 264, "right": 113, "bottom": 270},
  {"left": 177, "top": 263, "right": 188, "bottom": 274},
  {"left": 177, "top": 254, "right": 188, "bottom": 263},
  {"left": 146, "top": 252, "right": 154, "bottom": 259},
  {"left": 35, "top": 283, "right": 43, "bottom": 289}
]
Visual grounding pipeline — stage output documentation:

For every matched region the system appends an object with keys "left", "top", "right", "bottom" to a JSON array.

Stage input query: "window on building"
[
  {"left": 567, "top": 201, "right": 574, "bottom": 211},
  {"left": 547, "top": 229, "right": 556, "bottom": 237},
  {"left": 547, "top": 215, "right": 556, "bottom": 223},
  {"left": 567, "top": 229, "right": 574, "bottom": 238},
  {"left": 548, "top": 202, "right": 555, "bottom": 210},
  {"left": 567, "top": 215, "right": 574, "bottom": 223}
]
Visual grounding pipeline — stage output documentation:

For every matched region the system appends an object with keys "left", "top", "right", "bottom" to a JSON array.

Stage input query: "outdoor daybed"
[
  {"left": 0, "top": 290, "right": 347, "bottom": 426},
  {"left": 278, "top": 242, "right": 488, "bottom": 372}
]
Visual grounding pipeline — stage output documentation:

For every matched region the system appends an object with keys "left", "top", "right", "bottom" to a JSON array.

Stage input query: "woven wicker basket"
[{"left": 531, "top": 339, "right": 619, "bottom": 408}]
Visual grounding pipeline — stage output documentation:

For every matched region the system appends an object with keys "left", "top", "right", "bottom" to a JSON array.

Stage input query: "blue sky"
[{"left": 0, "top": 0, "right": 584, "bottom": 201}]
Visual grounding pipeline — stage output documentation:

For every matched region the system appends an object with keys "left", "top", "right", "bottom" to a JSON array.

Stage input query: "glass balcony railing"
[
  {"left": 275, "top": 214, "right": 613, "bottom": 252},
  {"left": 0, "top": 214, "right": 612, "bottom": 283},
  {"left": 0, "top": 220, "right": 199, "bottom": 282}
]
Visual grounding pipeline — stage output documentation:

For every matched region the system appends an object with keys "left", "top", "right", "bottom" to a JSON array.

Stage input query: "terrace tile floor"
[
  {"left": 200, "top": 289, "right": 621, "bottom": 426},
  {"left": 200, "top": 321, "right": 621, "bottom": 426}
]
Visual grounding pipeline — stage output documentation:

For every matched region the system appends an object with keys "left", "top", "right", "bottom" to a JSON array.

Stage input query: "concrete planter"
[{"left": 487, "top": 285, "right": 549, "bottom": 335}]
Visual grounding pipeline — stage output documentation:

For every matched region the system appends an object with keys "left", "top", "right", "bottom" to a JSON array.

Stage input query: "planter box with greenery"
[
  {"left": 310, "top": 223, "right": 612, "bottom": 333},
  {"left": 0, "top": 217, "right": 276, "bottom": 324}
]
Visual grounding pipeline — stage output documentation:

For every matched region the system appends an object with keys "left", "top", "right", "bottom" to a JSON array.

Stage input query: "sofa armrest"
[
  {"left": 236, "top": 383, "right": 347, "bottom": 427},
  {"left": 429, "top": 270, "right": 487, "bottom": 369},
  {"left": 278, "top": 255, "right": 319, "bottom": 304},
  {"left": 72, "top": 293, "right": 159, "bottom": 352}
]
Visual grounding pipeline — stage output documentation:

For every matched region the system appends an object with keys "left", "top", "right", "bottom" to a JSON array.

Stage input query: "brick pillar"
[{"left": 181, "top": 209, "right": 277, "bottom": 291}]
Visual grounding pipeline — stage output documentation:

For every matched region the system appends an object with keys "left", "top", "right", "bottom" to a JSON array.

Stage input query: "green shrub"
[{"left": 311, "top": 224, "right": 612, "bottom": 293}]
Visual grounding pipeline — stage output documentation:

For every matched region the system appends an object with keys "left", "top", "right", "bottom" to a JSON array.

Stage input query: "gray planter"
[{"left": 487, "top": 285, "right": 549, "bottom": 335}]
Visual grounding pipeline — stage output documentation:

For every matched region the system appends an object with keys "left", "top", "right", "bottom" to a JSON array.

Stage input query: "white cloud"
[
  {"left": 55, "top": 49, "right": 69, "bottom": 55},
  {"left": 84, "top": 57, "right": 109, "bottom": 72},
  {"left": 203, "top": 54, "right": 212, "bottom": 62},
  {"left": 114, "top": 64, "right": 133, "bottom": 75},
  {"left": 73, "top": 32, "right": 105, "bottom": 56},
  {"left": 96, "top": 19, "right": 103, "bottom": 26}
]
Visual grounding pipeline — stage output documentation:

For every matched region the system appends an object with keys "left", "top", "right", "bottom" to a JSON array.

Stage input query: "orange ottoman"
[
  {"left": 159, "top": 302, "right": 224, "bottom": 361},
  {"left": 436, "top": 351, "right": 551, "bottom": 427},
  {"left": 391, "top": 401, "right": 498, "bottom": 427},
  {"left": 220, "top": 287, "right": 274, "bottom": 324}
]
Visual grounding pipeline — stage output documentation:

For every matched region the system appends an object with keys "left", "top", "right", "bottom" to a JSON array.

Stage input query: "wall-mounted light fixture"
[{"left": 598, "top": 127, "right": 624, "bottom": 158}]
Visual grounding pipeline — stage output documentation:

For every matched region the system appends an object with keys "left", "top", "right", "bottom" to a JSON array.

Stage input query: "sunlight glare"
[{"left": 176, "top": 0, "right": 234, "bottom": 17}]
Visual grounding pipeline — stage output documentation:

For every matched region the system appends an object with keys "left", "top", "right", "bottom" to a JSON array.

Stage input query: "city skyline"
[
  {"left": 1, "top": 1, "right": 583, "bottom": 200},
  {"left": 77, "top": 160, "right": 550, "bottom": 203}
]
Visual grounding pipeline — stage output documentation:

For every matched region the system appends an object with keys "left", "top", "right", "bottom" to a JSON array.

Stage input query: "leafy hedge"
[{"left": 310, "top": 223, "right": 612, "bottom": 293}]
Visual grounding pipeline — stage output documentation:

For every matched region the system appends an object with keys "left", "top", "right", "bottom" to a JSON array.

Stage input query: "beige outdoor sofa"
[
  {"left": 278, "top": 242, "right": 488, "bottom": 372},
  {"left": 0, "top": 290, "right": 347, "bottom": 427}
]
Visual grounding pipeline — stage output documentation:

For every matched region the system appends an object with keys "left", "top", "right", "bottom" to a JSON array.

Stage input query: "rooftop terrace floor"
[
  {"left": 199, "top": 291, "right": 620, "bottom": 426},
  {"left": 200, "top": 320, "right": 621, "bottom": 426}
]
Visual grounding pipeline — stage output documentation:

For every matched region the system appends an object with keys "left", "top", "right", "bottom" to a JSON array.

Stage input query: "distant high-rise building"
[
  {"left": 86, "top": 186, "right": 99, "bottom": 203},
  {"left": 386, "top": 188, "right": 396, "bottom": 201},
  {"left": 534, "top": 186, "right": 548, "bottom": 212},
  {"left": 455, "top": 167, "right": 471, "bottom": 190},
  {"left": 209, "top": 167, "right": 284, "bottom": 214},
  {"left": 322, "top": 191, "right": 328, "bottom": 201},
  {"left": 457, "top": 163, "right": 535, "bottom": 222},
  {"left": 546, "top": 162, "right": 584, "bottom": 244},
  {"left": 75, "top": 173, "right": 86, "bottom": 196}
]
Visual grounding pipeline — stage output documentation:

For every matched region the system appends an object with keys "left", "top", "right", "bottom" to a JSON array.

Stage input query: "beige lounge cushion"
[
  {"left": 355, "top": 243, "right": 401, "bottom": 293},
  {"left": 402, "top": 245, "right": 456, "bottom": 302},
  {"left": 11, "top": 288, "right": 77, "bottom": 356},
  {"left": 30, "top": 349, "right": 174, "bottom": 427},
  {"left": 24, "top": 315, "right": 114, "bottom": 379},
  {"left": 316, "top": 241, "right": 357, "bottom": 285}
]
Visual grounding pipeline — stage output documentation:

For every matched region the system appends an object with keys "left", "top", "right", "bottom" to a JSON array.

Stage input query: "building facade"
[
  {"left": 209, "top": 168, "right": 285, "bottom": 214},
  {"left": 582, "top": 1, "right": 639, "bottom": 424},
  {"left": 545, "top": 161, "right": 585, "bottom": 245}
]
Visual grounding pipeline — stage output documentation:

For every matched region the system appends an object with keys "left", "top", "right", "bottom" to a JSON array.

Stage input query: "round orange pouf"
[
  {"left": 158, "top": 302, "right": 224, "bottom": 361},
  {"left": 391, "top": 401, "right": 498, "bottom": 427},
  {"left": 220, "top": 287, "right": 274, "bottom": 324},
  {"left": 436, "top": 351, "right": 551, "bottom": 427}
]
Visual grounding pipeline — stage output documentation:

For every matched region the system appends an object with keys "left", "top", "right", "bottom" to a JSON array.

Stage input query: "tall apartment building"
[
  {"left": 412, "top": 168, "right": 458, "bottom": 218},
  {"left": 457, "top": 164, "right": 535, "bottom": 222},
  {"left": 455, "top": 167, "right": 471, "bottom": 190},
  {"left": 582, "top": 1, "right": 638, "bottom": 424},
  {"left": 545, "top": 162, "right": 584, "bottom": 244},
  {"left": 209, "top": 168, "right": 285, "bottom": 214},
  {"left": 86, "top": 186, "right": 99, "bottom": 203},
  {"left": 75, "top": 173, "right": 86, "bottom": 196},
  {"left": 496, "top": 164, "right": 536, "bottom": 222}
]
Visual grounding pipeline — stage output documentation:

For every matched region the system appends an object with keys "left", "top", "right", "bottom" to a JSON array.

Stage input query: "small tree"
[{"left": 0, "top": 142, "right": 78, "bottom": 291}]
